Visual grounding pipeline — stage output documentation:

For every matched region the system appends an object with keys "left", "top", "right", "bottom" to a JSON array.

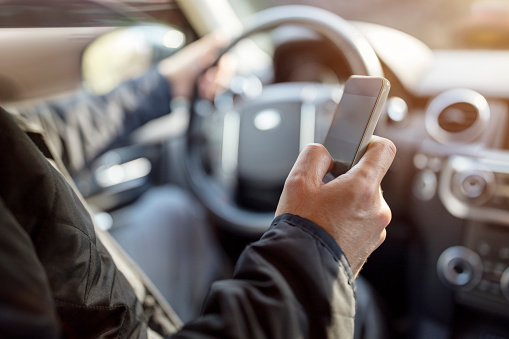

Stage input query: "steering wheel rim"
[{"left": 185, "top": 5, "right": 383, "bottom": 237}]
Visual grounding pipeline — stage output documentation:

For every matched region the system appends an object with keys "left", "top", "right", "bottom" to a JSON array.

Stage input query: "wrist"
[
  {"left": 272, "top": 213, "right": 356, "bottom": 283},
  {"left": 157, "top": 60, "right": 187, "bottom": 98}
]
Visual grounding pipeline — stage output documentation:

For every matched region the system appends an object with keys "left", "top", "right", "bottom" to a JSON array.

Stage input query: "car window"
[{"left": 0, "top": 0, "right": 192, "bottom": 102}]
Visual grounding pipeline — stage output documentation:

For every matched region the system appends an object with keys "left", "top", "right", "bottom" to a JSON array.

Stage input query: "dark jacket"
[
  {"left": 8, "top": 68, "right": 173, "bottom": 175},
  {"left": 0, "top": 70, "right": 356, "bottom": 338}
]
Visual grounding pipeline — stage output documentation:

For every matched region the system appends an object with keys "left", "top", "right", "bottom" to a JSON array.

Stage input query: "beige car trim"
[
  {"left": 0, "top": 27, "right": 113, "bottom": 104},
  {"left": 175, "top": 0, "right": 242, "bottom": 37}
]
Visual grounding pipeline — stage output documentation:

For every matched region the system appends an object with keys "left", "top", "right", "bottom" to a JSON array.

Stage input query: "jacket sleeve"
[
  {"left": 13, "top": 68, "right": 172, "bottom": 174},
  {"left": 0, "top": 197, "right": 60, "bottom": 339},
  {"left": 171, "top": 213, "right": 357, "bottom": 339}
]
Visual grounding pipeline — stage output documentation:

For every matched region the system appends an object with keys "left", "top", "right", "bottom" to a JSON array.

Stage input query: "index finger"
[
  {"left": 349, "top": 136, "right": 396, "bottom": 184},
  {"left": 288, "top": 143, "right": 334, "bottom": 187}
]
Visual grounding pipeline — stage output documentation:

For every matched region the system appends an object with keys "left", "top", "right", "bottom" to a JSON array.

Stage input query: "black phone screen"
[
  {"left": 323, "top": 92, "right": 378, "bottom": 169},
  {"left": 322, "top": 76, "right": 388, "bottom": 176}
]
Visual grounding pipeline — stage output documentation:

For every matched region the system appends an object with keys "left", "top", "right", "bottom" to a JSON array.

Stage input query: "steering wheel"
[{"left": 185, "top": 5, "right": 383, "bottom": 237}]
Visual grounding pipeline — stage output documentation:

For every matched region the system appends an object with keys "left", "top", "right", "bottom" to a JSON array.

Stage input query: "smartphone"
[{"left": 323, "top": 75, "right": 390, "bottom": 177}]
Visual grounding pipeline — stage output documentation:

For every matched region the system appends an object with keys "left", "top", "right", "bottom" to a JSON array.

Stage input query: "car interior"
[{"left": 1, "top": 0, "right": 509, "bottom": 338}]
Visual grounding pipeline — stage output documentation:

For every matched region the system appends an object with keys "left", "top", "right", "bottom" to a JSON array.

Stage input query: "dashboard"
[
  {"left": 376, "top": 31, "right": 509, "bottom": 337},
  {"left": 269, "top": 21, "right": 509, "bottom": 336}
]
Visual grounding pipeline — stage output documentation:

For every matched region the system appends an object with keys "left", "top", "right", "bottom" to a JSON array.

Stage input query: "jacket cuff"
[
  {"left": 153, "top": 66, "right": 173, "bottom": 99},
  {"left": 271, "top": 213, "right": 355, "bottom": 286}
]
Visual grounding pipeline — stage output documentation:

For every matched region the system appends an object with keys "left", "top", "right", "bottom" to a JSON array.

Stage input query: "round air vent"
[{"left": 425, "top": 89, "right": 490, "bottom": 144}]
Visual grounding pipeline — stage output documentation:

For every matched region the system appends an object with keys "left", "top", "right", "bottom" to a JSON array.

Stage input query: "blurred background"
[{"left": 230, "top": 0, "right": 509, "bottom": 50}]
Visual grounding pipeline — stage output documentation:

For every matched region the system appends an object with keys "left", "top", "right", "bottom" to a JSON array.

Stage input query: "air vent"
[
  {"left": 438, "top": 102, "right": 478, "bottom": 133},
  {"left": 425, "top": 89, "right": 490, "bottom": 144}
]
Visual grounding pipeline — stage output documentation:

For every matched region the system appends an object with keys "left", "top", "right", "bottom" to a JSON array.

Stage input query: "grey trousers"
[{"left": 108, "top": 185, "right": 232, "bottom": 323}]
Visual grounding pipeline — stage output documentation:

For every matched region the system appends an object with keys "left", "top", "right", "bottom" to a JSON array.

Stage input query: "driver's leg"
[{"left": 107, "top": 185, "right": 233, "bottom": 323}]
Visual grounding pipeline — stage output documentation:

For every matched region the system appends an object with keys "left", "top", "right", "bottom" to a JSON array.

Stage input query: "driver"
[
  {"left": 0, "top": 32, "right": 396, "bottom": 338},
  {"left": 5, "top": 33, "right": 235, "bottom": 324}
]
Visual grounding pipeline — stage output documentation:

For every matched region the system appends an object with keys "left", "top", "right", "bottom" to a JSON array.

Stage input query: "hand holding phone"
[{"left": 323, "top": 75, "right": 390, "bottom": 177}]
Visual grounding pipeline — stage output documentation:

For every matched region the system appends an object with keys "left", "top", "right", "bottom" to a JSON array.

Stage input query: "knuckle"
[
  {"left": 378, "top": 204, "right": 392, "bottom": 228},
  {"left": 354, "top": 171, "right": 377, "bottom": 194},
  {"left": 285, "top": 173, "right": 307, "bottom": 191},
  {"left": 353, "top": 167, "right": 372, "bottom": 185},
  {"left": 304, "top": 143, "right": 328, "bottom": 156}
]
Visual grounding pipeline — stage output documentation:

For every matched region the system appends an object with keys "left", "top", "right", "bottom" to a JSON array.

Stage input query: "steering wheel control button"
[
  {"left": 437, "top": 246, "right": 483, "bottom": 290},
  {"left": 425, "top": 88, "right": 490, "bottom": 144},
  {"left": 253, "top": 109, "right": 282, "bottom": 131},
  {"left": 412, "top": 169, "right": 437, "bottom": 201}
]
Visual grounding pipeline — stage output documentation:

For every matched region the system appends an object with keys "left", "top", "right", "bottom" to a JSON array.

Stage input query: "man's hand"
[
  {"left": 158, "top": 32, "right": 234, "bottom": 100},
  {"left": 275, "top": 136, "right": 396, "bottom": 277}
]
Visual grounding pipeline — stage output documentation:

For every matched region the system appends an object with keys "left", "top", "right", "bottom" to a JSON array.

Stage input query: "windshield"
[{"left": 228, "top": 0, "right": 509, "bottom": 50}]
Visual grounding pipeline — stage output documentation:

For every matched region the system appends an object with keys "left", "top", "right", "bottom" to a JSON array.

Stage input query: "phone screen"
[
  {"left": 323, "top": 76, "right": 388, "bottom": 175},
  {"left": 323, "top": 93, "right": 378, "bottom": 167}
]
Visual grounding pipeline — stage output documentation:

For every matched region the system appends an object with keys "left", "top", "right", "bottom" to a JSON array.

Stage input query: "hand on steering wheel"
[{"left": 158, "top": 32, "right": 233, "bottom": 99}]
